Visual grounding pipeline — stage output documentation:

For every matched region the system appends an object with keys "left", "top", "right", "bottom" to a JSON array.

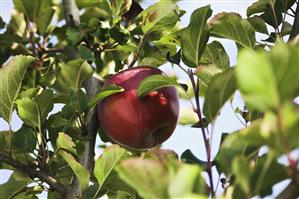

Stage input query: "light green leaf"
[
  {"left": 56, "top": 132, "right": 77, "bottom": 155},
  {"left": 54, "top": 59, "right": 93, "bottom": 93},
  {"left": 111, "top": 0, "right": 132, "bottom": 18},
  {"left": 141, "top": 1, "right": 179, "bottom": 33},
  {"left": 59, "top": 150, "right": 90, "bottom": 191},
  {"left": 236, "top": 50, "right": 279, "bottom": 111},
  {"left": 203, "top": 68, "right": 236, "bottom": 122},
  {"left": 0, "top": 171, "right": 31, "bottom": 199},
  {"left": 181, "top": 5, "right": 212, "bottom": 67},
  {"left": 232, "top": 156, "right": 251, "bottom": 194},
  {"left": 200, "top": 41, "right": 230, "bottom": 69},
  {"left": 210, "top": 12, "right": 255, "bottom": 49},
  {"left": 16, "top": 98, "right": 39, "bottom": 128},
  {"left": 137, "top": 74, "right": 181, "bottom": 98},
  {"left": 94, "top": 145, "right": 129, "bottom": 196},
  {"left": 0, "top": 55, "right": 36, "bottom": 122},
  {"left": 116, "top": 158, "right": 170, "bottom": 199},
  {"left": 196, "top": 64, "right": 223, "bottom": 87},
  {"left": 178, "top": 107, "right": 198, "bottom": 125},
  {"left": 89, "top": 84, "right": 124, "bottom": 109},
  {"left": 168, "top": 164, "right": 206, "bottom": 197}
]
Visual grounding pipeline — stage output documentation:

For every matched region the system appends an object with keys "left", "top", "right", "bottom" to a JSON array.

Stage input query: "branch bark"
[
  {"left": 289, "top": 2, "right": 299, "bottom": 40},
  {"left": 62, "top": 0, "right": 100, "bottom": 198},
  {"left": 275, "top": 179, "right": 299, "bottom": 199},
  {"left": 0, "top": 152, "right": 66, "bottom": 194}
]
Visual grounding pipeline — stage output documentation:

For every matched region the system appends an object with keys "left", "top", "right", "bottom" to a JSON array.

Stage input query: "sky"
[{"left": 0, "top": 0, "right": 291, "bottom": 198}]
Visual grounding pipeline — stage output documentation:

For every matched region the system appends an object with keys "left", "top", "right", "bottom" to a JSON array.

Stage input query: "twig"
[
  {"left": 0, "top": 152, "right": 66, "bottom": 194},
  {"left": 128, "top": 33, "right": 149, "bottom": 68},
  {"left": 179, "top": 64, "right": 215, "bottom": 196},
  {"left": 24, "top": 16, "right": 38, "bottom": 56}
]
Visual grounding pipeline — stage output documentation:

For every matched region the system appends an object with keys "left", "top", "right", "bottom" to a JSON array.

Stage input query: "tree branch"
[
  {"left": 275, "top": 180, "right": 299, "bottom": 199},
  {"left": 62, "top": 0, "right": 101, "bottom": 198},
  {"left": 289, "top": 2, "right": 299, "bottom": 40},
  {"left": 0, "top": 152, "right": 66, "bottom": 194}
]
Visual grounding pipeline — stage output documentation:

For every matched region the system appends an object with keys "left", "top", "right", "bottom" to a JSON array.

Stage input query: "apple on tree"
[{"left": 97, "top": 66, "right": 179, "bottom": 150}]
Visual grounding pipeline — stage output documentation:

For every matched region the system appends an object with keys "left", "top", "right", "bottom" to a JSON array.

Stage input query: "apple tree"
[{"left": 0, "top": 0, "right": 299, "bottom": 198}]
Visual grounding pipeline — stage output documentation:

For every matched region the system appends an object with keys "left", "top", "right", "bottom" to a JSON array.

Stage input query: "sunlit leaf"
[
  {"left": 137, "top": 74, "right": 181, "bottom": 98},
  {"left": 210, "top": 12, "right": 255, "bottom": 49},
  {"left": 59, "top": 150, "right": 90, "bottom": 191},
  {"left": 0, "top": 56, "right": 36, "bottom": 123}
]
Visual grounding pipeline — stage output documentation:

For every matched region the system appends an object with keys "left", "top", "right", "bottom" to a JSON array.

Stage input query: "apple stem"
[{"left": 178, "top": 64, "right": 215, "bottom": 196}]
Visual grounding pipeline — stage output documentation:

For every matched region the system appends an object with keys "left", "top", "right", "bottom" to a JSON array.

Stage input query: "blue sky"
[{"left": 0, "top": 0, "right": 291, "bottom": 198}]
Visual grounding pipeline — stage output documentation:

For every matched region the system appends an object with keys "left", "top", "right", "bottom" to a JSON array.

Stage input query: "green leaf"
[
  {"left": 209, "top": 12, "right": 255, "bottom": 49},
  {"left": 203, "top": 68, "right": 236, "bottom": 122},
  {"left": 0, "top": 171, "right": 31, "bottom": 199},
  {"left": 16, "top": 90, "right": 53, "bottom": 128},
  {"left": 35, "top": 89, "right": 54, "bottom": 122},
  {"left": 116, "top": 158, "right": 170, "bottom": 199},
  {"left": 232, "top": 156, "right": 251, "bottom": 195},
  {"left": 16, "top": 98, "right": 39, "bottom": 128},
  {"left": 236, "top": 50, "right": 279, "bottom": 111},
  {"left": 89, "top": 84, "right": 124, "bottom": 109},
  {"left": 78, "top": 45, "right": 94, "bottom": 61},
  {"left": 13, "top": 0, "right": 39, "bottom": 22},
  {"left": 246, "top": 0, "right": 269, "bottom": 17},
  {"left": 178, "top": 107, "right": 198, "bottom": 125},
  {"left": 168, "top": 164, "right": 206, "bottom": 197},
  {"left": 56, "top": 132, "right": 77, "bottom": 155},
  {"left": 141, "top": 1, "right": 180, "bottom": 33},
  {"left": 13, "top": 125, "right": 36, "bottom": 153},
  {"left": 94, "top": 145, "right": 129, "bottom": 196},
  {"left": 215, "top": 122, "right": 265, "bottom": 174},
  {"left": 111, "top": 0, "right": 132, "bottom": 18},
  {"left": 36, "top": 0, "right": 56, "bottom": 35},
  {"left": 59, "top": 150, "right": 90, "bottom": 191},
  {"left": 137, "top": 74, "right": 181, "bottom": 98},
  {"left": 181, "top": 5, "right": 212, "bottom": 67},
  {"left": 0, "top": 56, "right": 36, "bottom": 123},
  {"left": 247, "top": 16, "right": 268, "bottom": 34},
  {"left": 66, "top": 27, "right": 83, "bottom": 44},
  {"left": 200, "top": 41, "right": 230, "bottom": 69},
  {"left": 54, "top": 59, "right": 93, "bottom": 93}
]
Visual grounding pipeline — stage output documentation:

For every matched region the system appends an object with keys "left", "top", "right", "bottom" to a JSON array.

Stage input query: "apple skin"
[{"left": 97, "top": 66, "right": 179, "bottom": 150}]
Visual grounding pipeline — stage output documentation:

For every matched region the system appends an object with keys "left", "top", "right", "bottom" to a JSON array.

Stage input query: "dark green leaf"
[
  {"left": 0, "top": 171, "right": 31, "bottom": 199},
  {"left": 181, "top": 5, "right": 212, "bottom": 67},
  {"left": 181, "top": 149, "right": 207, "bottom": 168},
  {"left": 166, "top": 50, "right": 181, "bottom": 66},
  {"left": 203, "top": 68, "right": 237, "bottom": 122},
  {"left": 247, "top": 16, "right": 268, "bottom": 34},
  {"left": 246, "top": 0, "right": 269, "bottom": 17},
  {"left": 78, "top": 45, "right": 94, "bottom": 61},
  {"left": 137, "top": 74, "right": 181, "bottom": 98}
]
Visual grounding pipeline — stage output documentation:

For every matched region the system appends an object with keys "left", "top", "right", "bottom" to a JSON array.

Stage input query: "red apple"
[{"left": 97, "top": 66, "right": 179, "bottom": 149}]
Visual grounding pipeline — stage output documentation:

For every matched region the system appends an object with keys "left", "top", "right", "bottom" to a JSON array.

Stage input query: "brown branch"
[
  {"left": 289, "top": 2, "right": 299, "bottom": 40},
  {"left": 0, "top": 152, "right": 66, "bottom": 194},
  {"left": 62, "top": 0, "right": 101, "bottom": 198},
  {"left": 24, "top": 16, "right": 37, "bottom": 56}
]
